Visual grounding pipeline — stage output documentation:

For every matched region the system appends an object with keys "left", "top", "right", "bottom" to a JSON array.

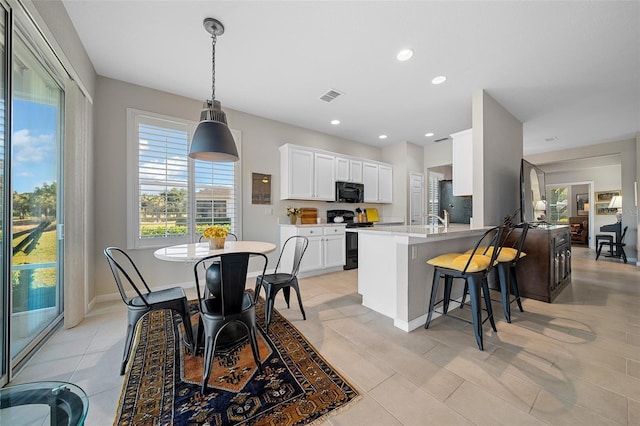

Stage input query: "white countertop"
[
  {"left": 154, "top": 241, "right": 277, "bottom": 262},
  {"left": 353, "top": 223, "right": 488, "bottom": 239},
  {"left": 279, "top": 223, "right": 347, "bottom": 227}
]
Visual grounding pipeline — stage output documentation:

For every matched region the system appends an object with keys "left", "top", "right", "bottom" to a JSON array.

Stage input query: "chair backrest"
[
  {"left": 619, "top": 226, "right": 628, "bottom": 243},
  {"left": 104, "top": 247, "right": 151, "bottom": 306},
  {"left": 463, "top": 226, "right": 504, "bottom": 274},
  {"left": 502, "top": 222, "right": 530, "bottom": 263},
  {"left": 193, "top": 252, "right": 268, "bottom": 317},
  {"left": 274, "top": 236, "right": 309, "bottom": 276}
]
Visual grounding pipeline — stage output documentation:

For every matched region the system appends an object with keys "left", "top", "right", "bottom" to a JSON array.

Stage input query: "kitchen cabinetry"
[
  {"left": 280, "top": 225, "right": 346, "bottom": 275},
  {"left": 280, "top": 145, "right": 335, "bottom": 201},
  {"left": 504, "top": 225, "right": 571, "bottom": 303},
  {"left": 363, "top": 161, "right": 393, "bottom": 203},
  {"left": 451, "top": 128, "right": 473, "bottom": 196},
  {"left": 336, "top": 157, "right": 363, "bottom": 183},
  {"left": 280, "top": 144, "right": 391, "bottom": 202}
]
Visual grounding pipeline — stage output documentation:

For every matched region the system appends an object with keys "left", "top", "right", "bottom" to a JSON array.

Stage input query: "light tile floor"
[{"left": 10, "top": 246, "right": 640, "bottom": 425}]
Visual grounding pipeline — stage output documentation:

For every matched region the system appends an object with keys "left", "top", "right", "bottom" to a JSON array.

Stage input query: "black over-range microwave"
[{"left": 335, "top": 181, "right": 364, "bottom": 203}]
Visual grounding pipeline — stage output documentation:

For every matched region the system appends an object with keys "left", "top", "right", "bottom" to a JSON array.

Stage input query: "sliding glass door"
[
  {"left": 9, "top": 24, "right": 64, "bottom": 366},
  {"left": 0, "top": 2, "right": 7, "bottom": 386}
]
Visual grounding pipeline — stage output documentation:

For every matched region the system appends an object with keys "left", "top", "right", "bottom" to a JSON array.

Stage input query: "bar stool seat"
[
  {"left": 424, "top": 226, "right": 503, "bottom": 351},
  {"left": 462, "top": 223, "right": 530, "bottom": 323}
]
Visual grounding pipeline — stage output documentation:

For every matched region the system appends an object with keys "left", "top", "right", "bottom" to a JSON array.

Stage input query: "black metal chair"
[
  {"left": 461, "top": 223, "right": 530, "bottom": 323},
  {"left": 254, "top": 236, "right": 309, "bottom": 333},
  {"left": 193, "top": 252, "right": 268, "bottom": 393},
  {"left": 425, "top": 226, "right": 503, "bottom": 350},
  {"left": 198, "top": 232, "right": 238, "bottom": 298},
  {"left": 104, "top": 247, "right": 195, "bottom": 375},
  {"left": 596, "top": 225, "right": 628, "bottom": 263}
]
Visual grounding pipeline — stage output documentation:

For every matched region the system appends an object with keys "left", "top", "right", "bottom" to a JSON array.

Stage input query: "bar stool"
[
  {"left": 461, "top": 223, "right": 529, "bottom": 323},
  {"left": 424, "top": 226, "right": 503, "bottom": 350}
]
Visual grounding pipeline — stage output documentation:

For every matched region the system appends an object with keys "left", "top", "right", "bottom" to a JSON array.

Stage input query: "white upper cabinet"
[
  {"left": 314, "top": 152, "right": 335, "bottom": 200},
  {"left": 335, "top": 156, "right": 363, "bottom": 183},
  {"left": 335, "top": 156, "right": 350, "bottom": 182},
  {"left": 451, "top": 128, "right": 473, "bottom": 196},
  {"left": 363, "top": 161, "right": 393, "bottom": 203},
  {"left": 350, "top": 159, "right": 363, "bottom": 183},
  {"left": 281, "top": 144, "right": 335, "bottom": 201},
  {"left": 280, "top": 144, "right": 391, "bottom": 202},
  {"left": 283, "top": 146, "right": 314, "bottom": 199},
  {"left": 378, "top": 164, "right": 393, "bottom": 203}
]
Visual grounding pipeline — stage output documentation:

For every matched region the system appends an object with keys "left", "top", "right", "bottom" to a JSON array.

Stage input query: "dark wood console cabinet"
[{"left": 505, "top": 225, "right": 571, "bottom": 303}]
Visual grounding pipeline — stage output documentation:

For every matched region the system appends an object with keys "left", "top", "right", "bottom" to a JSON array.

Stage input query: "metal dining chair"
[
  {"left": 104, "top": 247, "right": 195, "bottom": 375},
  {"left": 193, "top": 252, "right": 268, "bottom": 393}
]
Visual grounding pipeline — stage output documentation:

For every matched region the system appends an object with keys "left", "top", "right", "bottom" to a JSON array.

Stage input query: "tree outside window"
[{"left": 548, "top": 186, "right": 569, "bottom": 223}]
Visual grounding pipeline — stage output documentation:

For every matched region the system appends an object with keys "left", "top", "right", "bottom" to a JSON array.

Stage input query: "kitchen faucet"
[{"left": 425, "top": 210, "right": 449, "bottom": 228}]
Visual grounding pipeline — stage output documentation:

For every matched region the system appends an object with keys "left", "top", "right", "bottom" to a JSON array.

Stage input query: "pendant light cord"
[{"left": 211, "top": 33, "right": 217, "bottom": 103}]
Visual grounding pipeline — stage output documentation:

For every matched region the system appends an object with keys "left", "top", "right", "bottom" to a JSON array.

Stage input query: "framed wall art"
[
  {"left": 595, "top": 190, "right": 621, "bottom": 203},
  {"left": 576, "top": 193, "right": 589, "bottom": 216}
]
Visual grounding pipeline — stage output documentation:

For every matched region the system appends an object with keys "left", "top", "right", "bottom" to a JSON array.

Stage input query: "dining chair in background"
[
  {"left": 254, "top": 236, "right": 309, "bottom": 333},
  {"left": 193, "top": 252, "right": 268, "bottom": 393},
  {"left": 596, "top": 225, "right": 628, "bottom": 263},
  {"left": 104, "top": 246, "right": 195, "bottom": 374}
]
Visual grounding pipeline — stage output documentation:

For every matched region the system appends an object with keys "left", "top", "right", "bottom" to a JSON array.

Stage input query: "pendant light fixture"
[{"left": 188, "top": 18, "right": 239, "bottom": 162}]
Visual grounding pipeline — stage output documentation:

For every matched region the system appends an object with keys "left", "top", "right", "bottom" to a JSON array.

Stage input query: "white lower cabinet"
[{"left": 280, "top": 225, "right": 345, "bottom": 275}]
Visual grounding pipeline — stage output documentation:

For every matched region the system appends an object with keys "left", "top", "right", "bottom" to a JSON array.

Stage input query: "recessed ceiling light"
[
  {"left": 431, "top": 75, "right": 447, "bottom": 85},
  {"left": 396, "top": 49, "right": 413, "bottom": 61},
  {"left": 379, "top": 134, "right": 388, "bottom": 139},
  {"left": 425, "top": 132, "right": 434, "bottom": 137},
  {"left": 331, "top": 119, "right": 340, "bottom": 125}
]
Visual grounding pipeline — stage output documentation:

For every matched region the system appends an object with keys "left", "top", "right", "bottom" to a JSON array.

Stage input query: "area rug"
[{"left": 114, "top": 299, "right": 360, "bottom": 425}]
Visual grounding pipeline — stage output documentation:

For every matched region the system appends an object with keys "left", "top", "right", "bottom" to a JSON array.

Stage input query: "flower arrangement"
[
  {"left": 286, "top": 207, "right": 302, "bottom": 217},
  {"left": 203, "top": 225, "right": 228, "bottom": 239}
]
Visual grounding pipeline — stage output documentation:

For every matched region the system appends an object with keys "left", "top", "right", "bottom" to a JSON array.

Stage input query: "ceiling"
[{"left": 61, "top": 1, "right": 640, "bottom": 156}]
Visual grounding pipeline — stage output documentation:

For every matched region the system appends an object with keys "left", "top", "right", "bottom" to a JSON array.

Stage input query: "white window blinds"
[
  {"left": 137, "top": 119, "right": 189, "bottom": 239},
  {"left": 127, "top": 109, "right": 240, "bottom": 249}
]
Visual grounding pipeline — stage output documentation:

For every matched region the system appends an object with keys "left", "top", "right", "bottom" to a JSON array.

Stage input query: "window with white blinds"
[
  {"left": 427, "top": 171, "right": 443, "bottom": 226},
  {"left": 127, "top": 109, "right": 240, "bottom": 249}
]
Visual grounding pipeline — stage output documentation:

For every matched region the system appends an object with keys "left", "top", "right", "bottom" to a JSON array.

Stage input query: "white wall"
[{"left": 472, "top": 90, "right": 523, "bottom": 226}]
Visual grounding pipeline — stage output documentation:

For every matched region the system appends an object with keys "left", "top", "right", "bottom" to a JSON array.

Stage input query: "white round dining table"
[{"left": 153, "top": 240, "right": 277, "bottom": 262}]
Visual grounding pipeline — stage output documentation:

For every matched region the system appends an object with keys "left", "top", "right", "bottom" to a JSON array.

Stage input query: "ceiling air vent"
[
  {"left": 434, "top": 137, "right": 449, "bottom": 143},
  {"left": 319, "top": 89, "right": 344, "bottom": 103}
]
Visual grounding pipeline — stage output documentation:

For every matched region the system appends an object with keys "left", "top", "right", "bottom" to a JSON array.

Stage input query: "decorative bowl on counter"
[{"left": 334, "top": 216, "right": 344, "bottom": 223}]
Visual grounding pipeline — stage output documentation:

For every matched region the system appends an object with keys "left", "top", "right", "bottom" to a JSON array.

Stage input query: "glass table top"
[{"left": 0, "top": 381, "right": 88, "bottom": 425}]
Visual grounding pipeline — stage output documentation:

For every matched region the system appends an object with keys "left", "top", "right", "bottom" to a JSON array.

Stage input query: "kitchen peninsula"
[{"left": 355, "top": 224, "right": 490, "bottom": 332}]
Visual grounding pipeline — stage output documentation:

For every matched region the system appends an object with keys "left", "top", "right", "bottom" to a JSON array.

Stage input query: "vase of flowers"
[
  {"left": 286, "top": 207, "right": 302, "bottom": 224},
  {"left": 203, "top": 225, "right": 229, "bottom": 249}
]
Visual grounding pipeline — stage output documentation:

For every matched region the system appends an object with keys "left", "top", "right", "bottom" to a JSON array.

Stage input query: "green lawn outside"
[{"left": 13, "top": 229, "right": 57, "bottom": 288}]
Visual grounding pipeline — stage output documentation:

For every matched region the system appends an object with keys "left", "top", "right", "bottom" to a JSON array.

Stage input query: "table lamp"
[
  {"left": 534, "top": 200, "right": 547, "bottom": 220},
  {"left": 608, "top": 195, "right": 622, "bottom": 222}
]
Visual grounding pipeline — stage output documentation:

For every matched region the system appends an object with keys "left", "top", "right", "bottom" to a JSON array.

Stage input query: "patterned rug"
[{"left": 114, "top": 299, "right": 360, "bottom": 425}]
